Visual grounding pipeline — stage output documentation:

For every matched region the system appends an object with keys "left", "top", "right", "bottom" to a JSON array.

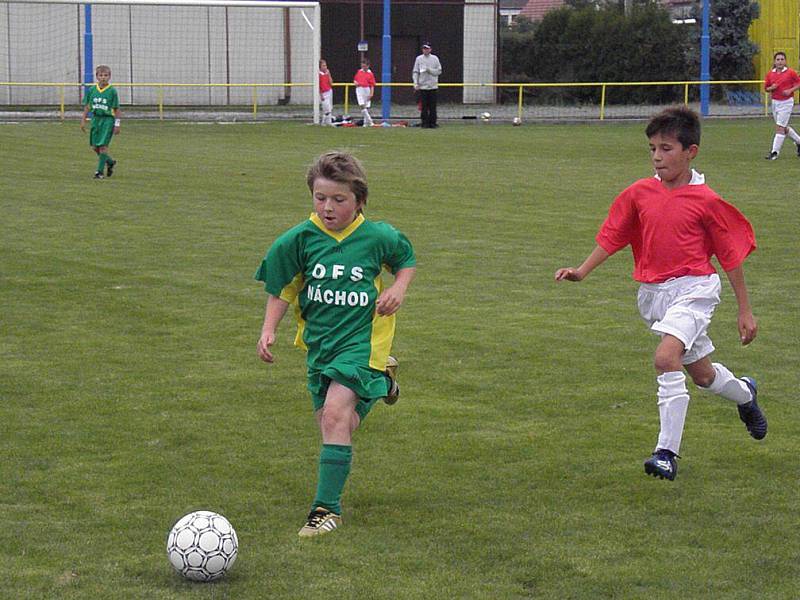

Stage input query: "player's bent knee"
[
  {"left": 319, "top": 407, "right": 351, "bottom": 436},
  {"left": 690, "top": 372, "right": 715, "bottom": 388},
  {"left": 654, "top": 352, "right": 682, "bottom": 374}
]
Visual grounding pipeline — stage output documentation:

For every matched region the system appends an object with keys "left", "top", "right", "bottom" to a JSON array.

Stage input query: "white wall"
[
  {"left": 463, "top": 0, "right": 496, "bottom": 104},
  {"left": 0, "top": 2, "right": 315, "bottom": 106}
]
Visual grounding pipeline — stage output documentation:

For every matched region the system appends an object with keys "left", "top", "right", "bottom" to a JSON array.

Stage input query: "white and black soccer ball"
[
  {"left": 512, "top": 117, "right": 522, "bottom": 126},
  {"left": 166, "top": 510, "right": 238, "bottom": 582},
  {"left": 480, "top": 111, "right": 492, "bottom": 121}
]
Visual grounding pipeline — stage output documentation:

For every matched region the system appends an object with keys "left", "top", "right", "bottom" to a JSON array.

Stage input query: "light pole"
[
  {"left": 381, "top": 0, "right": 391, "bottom": 122},
  {"left": 700, "top": 0, "right": 710, "bottom": 116}
]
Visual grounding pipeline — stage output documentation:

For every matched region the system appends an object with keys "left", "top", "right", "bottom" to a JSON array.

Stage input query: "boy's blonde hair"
[
  {"left": 306, "top": 151, "right": 368, "bottom": 206},
  {"left": 95, "top": 65, "right": 111, "bottom": 75}
]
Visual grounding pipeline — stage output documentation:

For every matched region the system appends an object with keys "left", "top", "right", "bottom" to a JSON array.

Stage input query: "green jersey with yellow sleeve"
[
  {"left": 82, "top": 84, "right": 119, "bottom": 117},
  {"left": 255, "top": 213, "right": 416, "bottom": 373}
]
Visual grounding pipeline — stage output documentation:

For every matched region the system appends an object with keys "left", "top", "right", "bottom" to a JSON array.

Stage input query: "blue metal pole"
[
  {"left": 83, "top": 4, "right": 94, "bottom": 90},
  {"left": 380, "top": 0, "right": 391, "bottom": 123},
  {"left": 700, "top": 0, "right": 710, "bottom": 116}
]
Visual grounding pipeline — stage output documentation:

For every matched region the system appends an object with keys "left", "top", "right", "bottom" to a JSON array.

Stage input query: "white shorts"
[
  {"left": 355, "top": 87, "right": 372, "bottom": 108},
  {"left": 772, "top": 98, "right": 794, "bottom": 128},
  {"left": 637, "top": 274, "right": 721, "bottom": 365},
  {"left": 320, "top": 90, "right": 332, "bottom": 114}
]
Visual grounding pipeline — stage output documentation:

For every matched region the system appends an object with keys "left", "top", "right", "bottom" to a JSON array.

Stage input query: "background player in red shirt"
[
  {"left": 319, "top": 59, "right": 334, "bottom": 126},
  {"left": 353, "top": 58, "right": 376, "bottom": 127},
  {"left": 555, "top": 106, "right": 765, "bottom": 482},
  {"left": 763, "top": 51, "right": 800, "bottom": 159}
]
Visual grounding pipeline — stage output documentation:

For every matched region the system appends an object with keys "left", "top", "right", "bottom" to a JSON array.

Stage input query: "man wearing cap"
[{"left": 412, "top": 43, "right": 442, "bottom": 128}]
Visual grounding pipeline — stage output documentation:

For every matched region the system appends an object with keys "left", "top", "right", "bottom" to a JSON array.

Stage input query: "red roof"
[{"left": 518, "top": 0, "right": 564, "bottom": 21}]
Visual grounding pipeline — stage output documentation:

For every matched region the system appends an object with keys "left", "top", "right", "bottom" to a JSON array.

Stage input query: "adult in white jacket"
[{"left": 412, "top": 42, "right": 442, "bottom": 128}]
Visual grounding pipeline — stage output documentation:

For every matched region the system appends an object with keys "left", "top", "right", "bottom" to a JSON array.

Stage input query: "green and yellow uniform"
[
  {"left": 255, "top": 212, "right": 416, "bottom": 419},
  {"left": 82, "top": 84, "right": 119, "bottom": 147}
]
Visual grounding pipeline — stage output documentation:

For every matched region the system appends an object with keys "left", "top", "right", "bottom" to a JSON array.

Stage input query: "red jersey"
[
  {"left": 319, "top": 70, "right": 332, "bottom": 93},
  {"left": 764, "top": 67, "right": 800, "bottom": 101},
  {"left": 353, "top": 69, "right": 376, "bottom": 89},
  {"left": 596, "top": 173, "right": 756, "bottom": 283}
]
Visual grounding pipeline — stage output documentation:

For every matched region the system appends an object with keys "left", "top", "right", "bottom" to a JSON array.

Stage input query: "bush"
[{"left": 500, "top": 3, "right": 691, "bottom": 104}]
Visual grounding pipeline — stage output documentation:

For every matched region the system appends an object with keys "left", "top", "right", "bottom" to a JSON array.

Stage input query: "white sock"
[
  {"left": 655, "top": 371, "right": 689, "bottom": 454},
  {"left": 322, "top": 112, "right": 332, "bottom": 125},
  {"left": 704, "top": 362, "right": 753, "bottom": 405},
  {"left": 787, "top": 127, "right": 800, "bottom": 144},
  {"left": 362, "top": 109, "right": 373, "bottom": 125},
  {"left": 772, "top": 133, "right": 786, "bottom": 153}
]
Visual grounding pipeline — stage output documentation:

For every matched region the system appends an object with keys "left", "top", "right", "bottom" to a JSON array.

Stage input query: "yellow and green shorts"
[{"left": 307, "top": 362, "right": 390, "bottom": 421}]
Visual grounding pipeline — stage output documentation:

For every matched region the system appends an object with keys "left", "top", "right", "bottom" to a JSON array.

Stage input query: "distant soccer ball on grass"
[
  {"left": 480, "top": 111, "right": 491, "bottom": 121},
  {"left": 512, "top": 117, "right": 522, "bottom": 126},
  {"left": 167, "top": 510, "right": 238, "bottom": 582}
]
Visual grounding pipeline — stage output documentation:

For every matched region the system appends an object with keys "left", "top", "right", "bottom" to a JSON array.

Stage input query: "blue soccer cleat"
[
  {"left": 644, "top": 448, "right": 678, "bottom": 481},
  {"left": 738, "top": 377, "right": 767, "bottom": 440}
]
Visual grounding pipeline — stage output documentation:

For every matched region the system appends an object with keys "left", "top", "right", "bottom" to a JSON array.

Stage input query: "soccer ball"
[
  {"left": 512, "top": 117, "right": 522, "bottom": 126},
  {"left": 480, "top": 111, "right": 491, "bottom": 121},
  {"left": 166, "top": 510, "right": 238, "bottom": 582}
]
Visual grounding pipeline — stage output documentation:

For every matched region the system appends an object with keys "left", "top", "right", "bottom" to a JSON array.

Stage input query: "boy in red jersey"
[
  {"left": 764, "top": 51, "right": 800, "bottom": 159},
  {"left": 353, "top": 58, "right": 376, "bottom": 127},
  {"left": 555, "top": 106, "right": 765, "bottom": 482},
  {"left": 319, "top": 59, "right": 334, "bottom": 126}
]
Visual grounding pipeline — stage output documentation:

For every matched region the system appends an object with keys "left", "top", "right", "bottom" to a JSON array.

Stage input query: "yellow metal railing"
[
  {"left": 341, "top": 79, "right": 770, "bottom": 120},
  {"left": 0, "top": 81, "right": 312, "bottom": 120},
  {"left": 0, "top": 79, "right": 774, "bottom": 121}
]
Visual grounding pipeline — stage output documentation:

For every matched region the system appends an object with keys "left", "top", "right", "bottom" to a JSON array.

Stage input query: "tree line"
[{"left": 499, "top": 0, "right": 760, "bottom": 105}]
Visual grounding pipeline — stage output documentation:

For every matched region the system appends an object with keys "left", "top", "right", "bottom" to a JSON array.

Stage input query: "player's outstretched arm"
[
  {"left": 257, "top": 294, "right": 290, "bottom": 363},
  {"left": 724, "top": 265, "right": 757, "bottom": 345},
  {"left": 376, "top": 267, "right": 416, "bottom": 316},
  {"left": 555, "top": 245, "right": 610, "bottom": 282}
]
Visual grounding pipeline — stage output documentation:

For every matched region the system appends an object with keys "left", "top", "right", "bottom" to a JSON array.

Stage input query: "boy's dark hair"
[
  {"left": 95, "top": 64, "right": 111, "bottom": 74},
  {"left": 307, "top": 151, "right": 368, "bottom": 206},
  {"left": 645, "top": 106, "right": 700, "bottom": 148},
  {"left": 361, "top": 58, "right": 370, "bottom": 67},
  {"left": 774, "top": 51, "right": 786, "bottom": 60}
]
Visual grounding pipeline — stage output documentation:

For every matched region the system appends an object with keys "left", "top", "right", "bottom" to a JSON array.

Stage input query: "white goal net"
[{"left": 0, "top": 0, "right": 320, "bottom": 121}]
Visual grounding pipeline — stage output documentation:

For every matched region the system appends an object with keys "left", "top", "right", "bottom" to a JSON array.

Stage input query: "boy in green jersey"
[
  {"left": 255, "top": 151, "right": 417, "bottom": 537},
  {"left": 80, "top": 65, "right": 121, "bottom": 179}
]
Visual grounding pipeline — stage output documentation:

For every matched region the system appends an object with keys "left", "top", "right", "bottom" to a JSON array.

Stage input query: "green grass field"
[{"left": 2, "top": 118, "right": 798, "bottom": 599}]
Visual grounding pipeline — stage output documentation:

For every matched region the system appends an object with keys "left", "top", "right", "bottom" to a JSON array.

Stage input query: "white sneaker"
[{"left": 298, "top": 507, "right": 341, "bottom": 537}]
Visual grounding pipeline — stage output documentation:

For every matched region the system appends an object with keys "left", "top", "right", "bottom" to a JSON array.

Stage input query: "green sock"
[
  {"left": 105, "top": 153, "right": 114, "bottom": 165},
  {"left": 312, "top": 444, "right": 352, "bottom": 515},
  {"left": 97, "top": 153, "right": 108, "bottom": 173}
]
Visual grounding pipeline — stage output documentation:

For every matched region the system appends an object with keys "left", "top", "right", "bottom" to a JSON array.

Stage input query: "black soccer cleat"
[
  {"left": 93, "top": 171, "right": 104, "bottom": 179},
  {"left": 644, "top": 448, "right": 678, "bottom": 481},
  {"left": 106, "top": 159, "right": 116, "bottom": 177},
  {"left": 796, "top": 143, "right": 800, "bottom": 157},
  {"left": 738, "top": 377, "right": 767, "bottom": 440},
  {"left": 764, "top": 151, "right": 778, "bottom": 160}
]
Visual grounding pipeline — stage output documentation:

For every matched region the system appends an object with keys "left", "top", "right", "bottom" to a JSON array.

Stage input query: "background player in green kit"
[
  {"left": 80, "top": 65, "right": 120, "bottom": 179},
  {"left": 255, "top": 151, "right": 416, "bottom": 537}
]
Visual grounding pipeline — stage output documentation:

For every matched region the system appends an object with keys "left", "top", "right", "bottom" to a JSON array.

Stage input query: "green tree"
[
  {"left": 501, "top": 3, "right": 690, "bottom": 104},
  {"left": 688, "top": 0, "right": 760, "bottom": 81}
]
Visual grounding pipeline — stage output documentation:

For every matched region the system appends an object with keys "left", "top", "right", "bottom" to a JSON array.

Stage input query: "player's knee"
[
  {"left": 689, "top": 371, "right": 715, "bottom": 388},
  {"left": 319, "top": 407, "right": 350, "bottom": 436},
  {"left": 653, "top": 350, "right": 681, "bottom": 374}
]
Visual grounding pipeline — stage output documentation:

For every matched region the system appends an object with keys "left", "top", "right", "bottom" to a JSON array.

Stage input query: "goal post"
[{"left": 0, "top": 0, "right": 321, "bottom": 122}]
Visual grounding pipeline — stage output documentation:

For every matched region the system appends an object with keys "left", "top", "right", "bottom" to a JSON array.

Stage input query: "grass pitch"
[{"left": 1, "top": 118, "right": 798, "bottom": 599}]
